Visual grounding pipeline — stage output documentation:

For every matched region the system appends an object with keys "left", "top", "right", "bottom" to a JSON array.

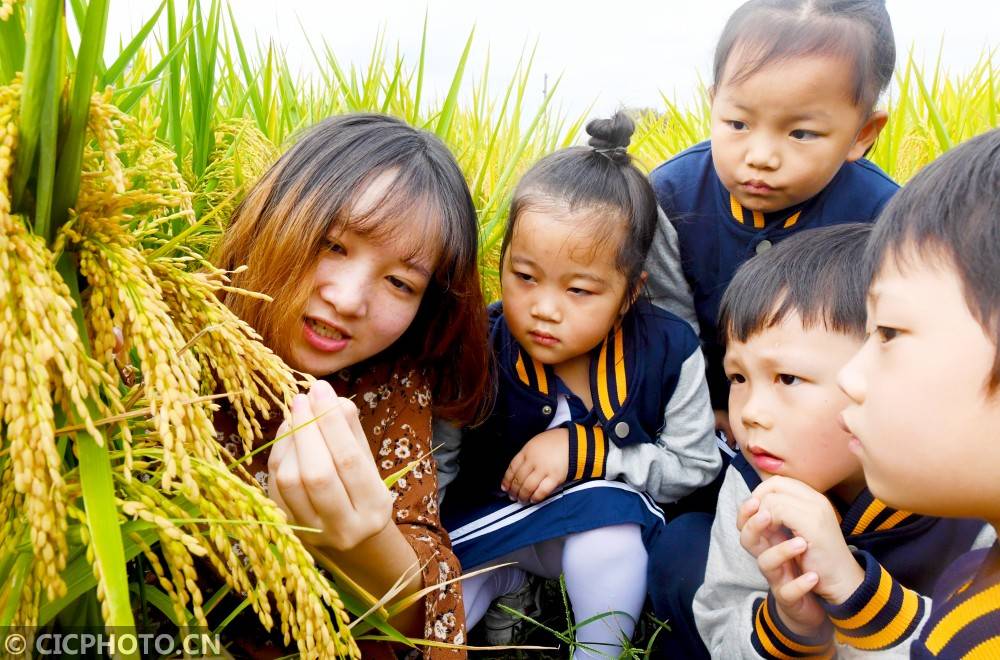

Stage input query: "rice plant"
[{"left": 0, "top": 0, "right": 996, "bottom": 658}]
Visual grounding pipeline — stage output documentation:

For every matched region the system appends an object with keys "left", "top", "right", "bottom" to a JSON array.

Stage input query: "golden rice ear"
[
  {"left": 0, "top": 81, "right": 123, "bottom": 606},
  {"left": 0, "top": 81, "right": 355, "bottom": 654},
  {"left": 193, "top": 118, "right": 280, "bottom": 227}
]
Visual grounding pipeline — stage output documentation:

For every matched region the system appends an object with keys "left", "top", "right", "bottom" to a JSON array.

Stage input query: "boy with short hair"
[
  {"left": 691, "top": 223, "right": 991, "bottom": 658},
  {"left": 744, "top": 128, "right": 1000, "bottom": 657}
]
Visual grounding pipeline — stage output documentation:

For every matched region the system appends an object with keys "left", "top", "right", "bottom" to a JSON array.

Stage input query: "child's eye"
[
  {"left": 567, "top": 287, "right": 592, "bottom": 297},
  {"left": 514, "top": 271, "right": 535, "bottom": 283},
  {"left": 727, "top": 120, "right": 748, "bottom": 131},
  {"left": 875, "top": 326, "right": 899, "bottom": 343},
  {"left": 777, "top": 374, "right": 801, "bottom": 386},
  {"left": 326, "top": 240, "right": 346, "bottom": 255},
  {"left": 386, "top": 276, "right": 414, "bottom": 294},
  {"left": 727, "top": 373, "right": 746, "bottom": 384},
  {"left": 790, "top": 129, "right": 820, "bottom": 141}
]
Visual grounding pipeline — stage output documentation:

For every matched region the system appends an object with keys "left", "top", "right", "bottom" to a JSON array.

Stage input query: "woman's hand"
[
  {"left": 267, "top": 379, "right": 425, "bottom": 634},
  {"left": 267, "top": 379, "right": 393, "bottom": 552}
]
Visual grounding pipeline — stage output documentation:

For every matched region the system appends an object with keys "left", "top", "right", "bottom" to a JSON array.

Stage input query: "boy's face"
[
  {"left": 710, "top": 52, "right": 884, "bottom": 213},
  {"left": 839, "top": 256, "right": 1000, "bottom": 521},
  {"left": 725, "top": 311, "right": 865, "bottom": 500}
]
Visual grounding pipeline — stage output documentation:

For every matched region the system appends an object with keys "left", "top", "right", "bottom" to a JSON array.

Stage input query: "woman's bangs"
[{"left": 340, "top": 174, "right": 446, "bottom": 274}]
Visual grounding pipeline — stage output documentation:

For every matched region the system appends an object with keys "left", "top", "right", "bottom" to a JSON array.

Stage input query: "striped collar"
[
  {"left": 728, "top": 193, "right": 804, "bottom": 230},
  {"left": 839, "top": 489, "right": 919, "bottom": 538},
  {"left": 510, "top": 322, "right": 632, "bottom": 422},
  {"left": 513, "top": 346, "right": 555, "bottom": 396}
]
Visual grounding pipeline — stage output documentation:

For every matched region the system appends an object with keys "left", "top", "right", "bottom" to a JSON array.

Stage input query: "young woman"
[{"left": 214, "top": 113, "right": 489, "bottom": 658}]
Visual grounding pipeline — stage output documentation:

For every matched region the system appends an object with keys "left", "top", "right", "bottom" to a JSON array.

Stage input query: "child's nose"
[
  {"left": 744, "top": 137, "right": 780, "bottom": 170},
  {"left": 837, "top": 351, "right": 867, "bottom": 404},
  {"left": 740, "top": 390, "right": 772, "bottom": 429},
  {"left": 530, "top": 296, "right": 561, "bottom": 323}
]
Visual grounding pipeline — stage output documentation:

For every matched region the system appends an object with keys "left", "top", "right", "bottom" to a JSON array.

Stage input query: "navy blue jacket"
[
  {"left": 650, "top": 141, "right": 898, "bottom": 407},
  {"left": 446, "top": 299, "right": 703, "bottom": 510},
  {"left": 727, "top": 454, "right": 989, "bottom": 657}
]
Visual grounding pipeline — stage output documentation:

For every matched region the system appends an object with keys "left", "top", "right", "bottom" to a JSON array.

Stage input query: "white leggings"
[{"left": 462, "top": 523, "right": 648, "bottom": 659}]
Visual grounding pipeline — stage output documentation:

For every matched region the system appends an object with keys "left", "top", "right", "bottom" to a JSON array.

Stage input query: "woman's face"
[{"left": 285, "top": 171, "right": 438, "bottom": 376}]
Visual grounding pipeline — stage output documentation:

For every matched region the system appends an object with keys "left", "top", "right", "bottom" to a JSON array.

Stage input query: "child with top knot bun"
[
  {"left": 441, "top": 113, "right": 721, "bottom": 657},
  {"left": 645, "top": 0, "right": 900, "bottom": 440}
]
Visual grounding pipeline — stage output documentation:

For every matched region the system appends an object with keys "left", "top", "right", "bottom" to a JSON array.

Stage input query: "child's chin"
[{"left": 734, "top": 194, "right": 784, "bottom": 214}]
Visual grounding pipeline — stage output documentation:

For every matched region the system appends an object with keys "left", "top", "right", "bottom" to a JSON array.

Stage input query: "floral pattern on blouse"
[{"left": 220, "top": 358, "right": 466, "bottom": 659}]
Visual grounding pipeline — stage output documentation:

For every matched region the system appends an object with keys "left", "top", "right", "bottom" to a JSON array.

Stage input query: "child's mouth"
[
  {"left": 741, "top": 180, "right": 775, "bottom": 194},
  {"left": 839, "top": 413, "right": 864, "bottom": 454},
  {"left": 748, "top": 446, "right": 784, "bottom": 473},
  {"left": 528, "top": 330, "right": 559, "bottom": 347}
]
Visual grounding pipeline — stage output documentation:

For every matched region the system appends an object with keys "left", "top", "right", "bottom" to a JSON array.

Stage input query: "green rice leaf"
[
  {"left": 10, "top": 0, "right": 61, "bottom": 212},
  {"left": 116, "top": 22, "right": 193, "bottom": 112},
  {"left": 911, "top": 54, "right": 953, "bottom": 152},
  {"left": 0, "top": 552, "right": 32, "bottom": 627},
  {"left": 0, "top": 5, "right": 26, "bottom": 85},
  {"left": 51, "top": 0, "right": 111, "bottom": 235},
  {"left": 31, "top": 8, "right": 64, "bottom": 242},
  {"left": 101, "top": 0, "right": 166, "bottom": 87},
  {"left": 434, "top": 26, "right": 474, "bottom": 140}
]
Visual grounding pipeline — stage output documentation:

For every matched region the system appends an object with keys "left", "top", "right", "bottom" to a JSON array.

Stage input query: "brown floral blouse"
[{"left": 215, "top": 358, "right": 466, "bottom": 658}]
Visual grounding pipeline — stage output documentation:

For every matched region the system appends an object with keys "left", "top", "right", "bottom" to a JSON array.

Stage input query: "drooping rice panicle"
[{"left": 0, "top": 81, "right": 122, "bottom": 607}]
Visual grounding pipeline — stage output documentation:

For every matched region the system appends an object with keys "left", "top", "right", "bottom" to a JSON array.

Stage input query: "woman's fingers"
[
  {"left": 267, "top": 422, "right": 293, "bottom": 473},
  {"left": 271, "top": 436, "right": 323, "bottom": 532},
  {"left": 290, "top": 390, "right": 354, "bottom": 520},
  {"left": 309, "top": 380, "right": 389, "bottom": 519},
  {"left": 339, "top": 395, "right": 370, "bottom": 453}
]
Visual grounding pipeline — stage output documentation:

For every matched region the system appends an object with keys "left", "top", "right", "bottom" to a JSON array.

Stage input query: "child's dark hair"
[
  {"left": 215, "top": 113, "right": 489, "bottom": 423},
  {"left": 720, "top": 223, "right": 872, "bottom": 344},
  {"left": 714, "top": 0, "right": 895, "bottom": 112},
  {"left": 865, "top": 128, "right": 1000, "bottom": 391},
  {"left": 499, "top": 111, "right": 657, "bottom": 301}
]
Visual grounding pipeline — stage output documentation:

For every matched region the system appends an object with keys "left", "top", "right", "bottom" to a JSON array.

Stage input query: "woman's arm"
[
  {"left": 266, "top": 381, "right": 426, "bottom": 636},
  {"left": 316, "top": 522, "right": 424, "bottom": 635},
  {"left": 268, "top": 374, "right": 467, "bottom": 651}
]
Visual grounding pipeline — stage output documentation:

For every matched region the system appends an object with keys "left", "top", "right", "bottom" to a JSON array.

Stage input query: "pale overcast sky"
[{"left": 107, "top": 1, "right": 999, "bottom": 119}]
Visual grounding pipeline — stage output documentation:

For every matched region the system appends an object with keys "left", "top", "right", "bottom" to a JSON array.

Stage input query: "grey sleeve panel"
[
  {"left": 692, "top": 467, "right": 769, "bottom": 658},
  {"left": 605, "top": 348, "right": 721, "bottom": 503},
  {"left": 692, "top": 470, "right": 939, "bottom": 659},
  {"left": 972, "top": 523, "right": 998, "bottom": 550},
  {"left": 431, "top": 418, "right": 462, "bottom": 505},
  {"left": 643, "top": 206, "right": 699, "bottom": 334}
]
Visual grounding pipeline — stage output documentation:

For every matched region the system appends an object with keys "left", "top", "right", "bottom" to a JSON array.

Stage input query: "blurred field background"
[{"left": 81, "top": 3, "right": 1000, "bottom": 295}]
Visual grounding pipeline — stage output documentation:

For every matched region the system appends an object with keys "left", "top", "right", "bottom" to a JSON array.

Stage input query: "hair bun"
[{"left": 586, "top": 111, "right": 634, "bottom": 163}]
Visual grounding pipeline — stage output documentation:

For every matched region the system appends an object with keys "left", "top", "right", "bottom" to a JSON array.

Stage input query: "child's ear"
[
  {"left": 618, "top": 272, "right": 649, "bottom": 317},
  {"left": 846, "top": 110, "right": 888, "bottom": 162}
]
